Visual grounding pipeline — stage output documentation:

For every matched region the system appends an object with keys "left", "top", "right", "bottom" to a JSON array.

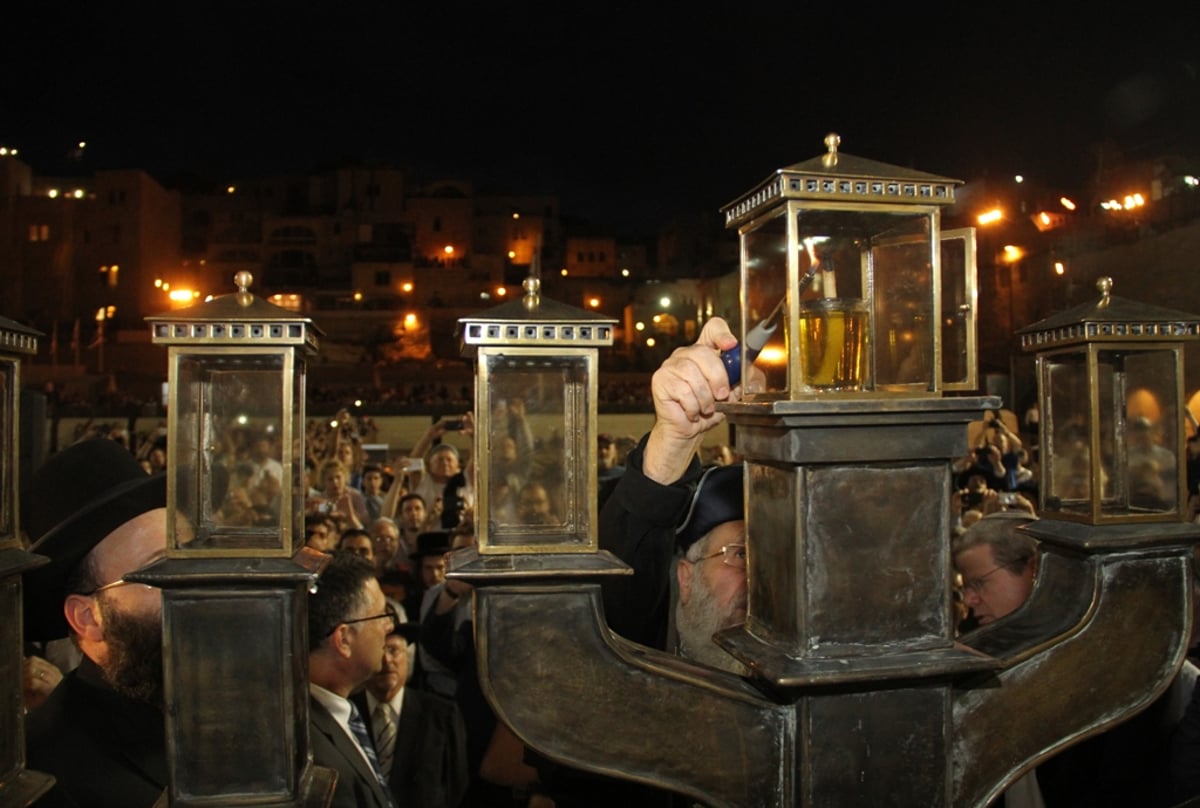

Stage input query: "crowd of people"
[{"left": 16, "top": 315, "right": 1200, "bottom": 807}]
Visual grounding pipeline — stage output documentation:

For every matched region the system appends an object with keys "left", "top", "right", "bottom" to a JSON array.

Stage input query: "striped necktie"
[
  {"left": 346, "top": 701, "right": 394, "bottom": 806},
  {"left": 372, "top": 701, "right": 397, "bottom": 779}
]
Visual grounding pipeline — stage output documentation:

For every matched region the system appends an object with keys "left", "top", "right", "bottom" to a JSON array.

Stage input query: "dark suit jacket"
[
  {"left": 310, "top": 697, "right": 394, "bottom": 808},
  {"left": 25, "top": 655, "right": 167, "bottom": 808},
  {"left": 353, "top": 688, "right": 470, "bottom": 808}
]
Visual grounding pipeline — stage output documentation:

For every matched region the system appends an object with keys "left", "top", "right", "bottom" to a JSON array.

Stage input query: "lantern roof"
[
  {"left": 147, "top": 272, "right": 321, "bottom": 351},
  {"left": 0, "top": 316, "right": 41, "bottom": 356},
  {"left": 722, "top": 133, "right": 961, "bottom": 229},
  {"left": 1017, "top": 276, "right": 1200, "bottom": 352},
  {"left": 458, "top": 276, "right": 616, "bottom": 355}
]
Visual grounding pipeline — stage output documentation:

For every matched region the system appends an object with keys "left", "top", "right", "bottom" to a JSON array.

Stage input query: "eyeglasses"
[
  {"left": 328, "top": 607, "right": 402, "bottom": 637},
  {"left": 961, "top": 565, "right": 1006, "bottom": 595},
  {"left": 693, "top": 543, "right": 747, "bottom": 569},
  {"left": 87, "top": 577, "right": 155, "bottom": 595}
]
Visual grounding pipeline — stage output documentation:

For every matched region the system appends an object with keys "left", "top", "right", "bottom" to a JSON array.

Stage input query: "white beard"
[{"left": 675, "top": 569, "right": 747, "bottom": 676}]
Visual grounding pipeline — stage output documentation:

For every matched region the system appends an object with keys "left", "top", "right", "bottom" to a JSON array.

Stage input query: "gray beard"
[{"left": 674, "top": 571, "right": 747, "bottom": 675}]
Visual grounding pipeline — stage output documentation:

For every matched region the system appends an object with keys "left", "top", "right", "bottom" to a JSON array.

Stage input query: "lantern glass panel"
[
  {"left": 940, "top": 228, "right": 978, "bottom": 390},
  {"left": 1120, "top": 349, "right": 1180, "bottom": 515},
  {"left": 483, "top": 353, "right": 590, "bottom": 548},
  {"left": 0, "top": 361, "right": 10, "bottom": 539},
  {"left": 175, "top": 353, "right": 288, "bottom": 553},
  {"left": 1043, "top": 356, "right": 1092, "bottom": 514},
  {"left": 742, "top": 212, "right": 789, "bottom": 395},
  {"left": 858, "top": 215, "right": 932, "bottom": 389}
]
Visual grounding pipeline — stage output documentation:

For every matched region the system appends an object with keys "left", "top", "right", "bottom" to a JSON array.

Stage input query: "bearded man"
[
  {"left": 601, "top": 316, "right": 749, "bottom": 674},
  {"left": 23, "top": 438, "right": 173, "bottom": 807}
]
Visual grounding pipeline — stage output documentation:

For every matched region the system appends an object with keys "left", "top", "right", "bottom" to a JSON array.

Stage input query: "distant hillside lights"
[
  {"left": 1100, "top": 194, "right": 1146, "bottom": 212},
  {"left": 154, "top": 278, "right": 202, "bottom": 305}
]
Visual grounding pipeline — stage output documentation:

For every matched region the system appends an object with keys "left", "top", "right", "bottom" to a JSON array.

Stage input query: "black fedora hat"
[
  {"left": 23, "top": 438, "right": 166, "bottom": 641},
  {"left": 409, "top": 531, "right": 453, "bottom": 560}
]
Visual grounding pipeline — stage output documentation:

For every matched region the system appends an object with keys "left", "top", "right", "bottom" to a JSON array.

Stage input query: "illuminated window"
[{"left": 28, "top": 224, "right": 49, "bottom": 242}]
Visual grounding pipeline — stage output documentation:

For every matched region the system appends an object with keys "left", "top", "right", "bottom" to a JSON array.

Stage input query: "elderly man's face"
[
  {"left": 675, "top": 519, "right": 747, "bottom": 673},
  {"left": 368, "top": 633, "right": 411, "bottom": 702},
  {"left": 955, "top": 543, "right": 1036, "bottom": 626},
  {"left": 372, "top": 523, "right": 401, "bottom": 559}
]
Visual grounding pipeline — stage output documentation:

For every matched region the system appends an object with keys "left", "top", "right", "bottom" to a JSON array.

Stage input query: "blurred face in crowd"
[
  {"left": 420, "top": 553, "right": 448, "bottom": 590},
  {"left": 322, "top": 466, "right": 348, "bottom": 497},
  {"left": 955, "top": 543, "right": 1036, "bottom": 626},
  {"left": 399, "top": 497, "right": 426, "bottom": 532},
  {"left": 371, "top": 521, "right": 401, "bottom": 560},
  {"left": 340, "top": 533, "right": 374, "bottom": 561},
  {"left": 362, "top": 469, "right": 384, "bottom": 495},
  {"left": 367, "top": 633, "right": 410, "bottom": 702},
  {"left": 599, "top": 441, "right": 618, "bottom": 469},
  {"left": 428, "top": 448, "right": 459, "bottom": 482},
  {"left": 307, "top": 519, "right": 338, "bottom": 552},
  {"left": 517, "top": 483, "right": 554, "bottom": 525}
]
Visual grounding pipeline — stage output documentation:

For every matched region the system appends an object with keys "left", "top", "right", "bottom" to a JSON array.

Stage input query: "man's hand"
[{"left": 643, "top": 318, "right": 738, "bottom": 484}]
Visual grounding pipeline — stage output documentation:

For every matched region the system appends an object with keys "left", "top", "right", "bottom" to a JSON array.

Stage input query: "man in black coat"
[
  {"left": 22, "top": 438, "right": 171, "bottom": 807},
  {"left": 353, "top": 623, "right": 469, "bottom": 807}
]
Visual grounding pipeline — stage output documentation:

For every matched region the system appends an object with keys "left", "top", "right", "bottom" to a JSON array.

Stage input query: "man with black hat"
[
  {"left": 600, "top": 316, "right": 748, "bottom": 670},
  {"left": 23, "top": 438, "right": 174, "bottom": 807}
]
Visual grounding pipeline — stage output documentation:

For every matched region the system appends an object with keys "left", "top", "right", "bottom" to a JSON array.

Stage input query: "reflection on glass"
[
  {"left": 871, "top": 217, "right": 932, "bottom": 388},
  {"left": 176, "top": 356, "right": 287, "bottom": 552},
  {"left": 1123, "top": 351, "right": 1181, "bottom": 513},
  {"left": 1045, "top": 358, "right": 1092, "bottom": 511},
  {"left": 744, "top": 214, "right": 789, "bottom": 395},
  {"left": 483, "top": 353, "right": 588, "bottom": 546}
]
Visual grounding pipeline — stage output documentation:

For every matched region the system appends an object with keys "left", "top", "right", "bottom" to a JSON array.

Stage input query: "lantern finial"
[
  {"left": 522, "top": 275, "right": 541, "bottom": 312},
  {"left": 822, "top": 133, "right": 841, "bottom": 168},
  {"left": 1097, "top": 276, "right": 1113, "bottom": 307},
  {"left": 234, "top": 271, "right": 254, "bottom": 307}
]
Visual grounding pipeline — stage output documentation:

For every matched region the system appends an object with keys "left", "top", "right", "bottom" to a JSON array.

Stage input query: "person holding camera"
[{"left": 402, "top": 414, "right": 475, "bottom": 531}]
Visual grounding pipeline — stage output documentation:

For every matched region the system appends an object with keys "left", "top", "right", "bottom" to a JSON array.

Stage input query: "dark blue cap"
[{"left": 676, "top": 464, "right": 744, "bottom": 550}]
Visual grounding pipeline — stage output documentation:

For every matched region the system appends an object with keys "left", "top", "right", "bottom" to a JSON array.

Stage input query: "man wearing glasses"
[
  {"left": 951, "top": 512, "right": 1038, "bottom": 629},
  {"left": 23, "top": 438, "right": 172, "bottom": 807},
  {"left": 307, "top": 551, "right": 401, "bottom": 808},
  {"left": 600, "top": 317, "right": 749, "bottom": 674}
]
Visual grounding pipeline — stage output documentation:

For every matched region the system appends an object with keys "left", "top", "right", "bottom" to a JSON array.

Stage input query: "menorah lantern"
[
  {"left": 0, "top": 316, "right": 53, "bottom": 806},
  {"left": 136, "top": 272, "right": 334, "bottom": 806},
  {"left": 1018, "top": 276, "right": 1200, "bottom": 524},
  {"left": 722, "top": 132, "right": 978, "bottom": 397},
  {"left": 457, "top": 275, "right": 615, "bottom": 555}
]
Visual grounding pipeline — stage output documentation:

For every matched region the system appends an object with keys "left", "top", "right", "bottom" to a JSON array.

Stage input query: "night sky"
[{"left": 4, "top": 3, "right": 1197, "bottom": 239}]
